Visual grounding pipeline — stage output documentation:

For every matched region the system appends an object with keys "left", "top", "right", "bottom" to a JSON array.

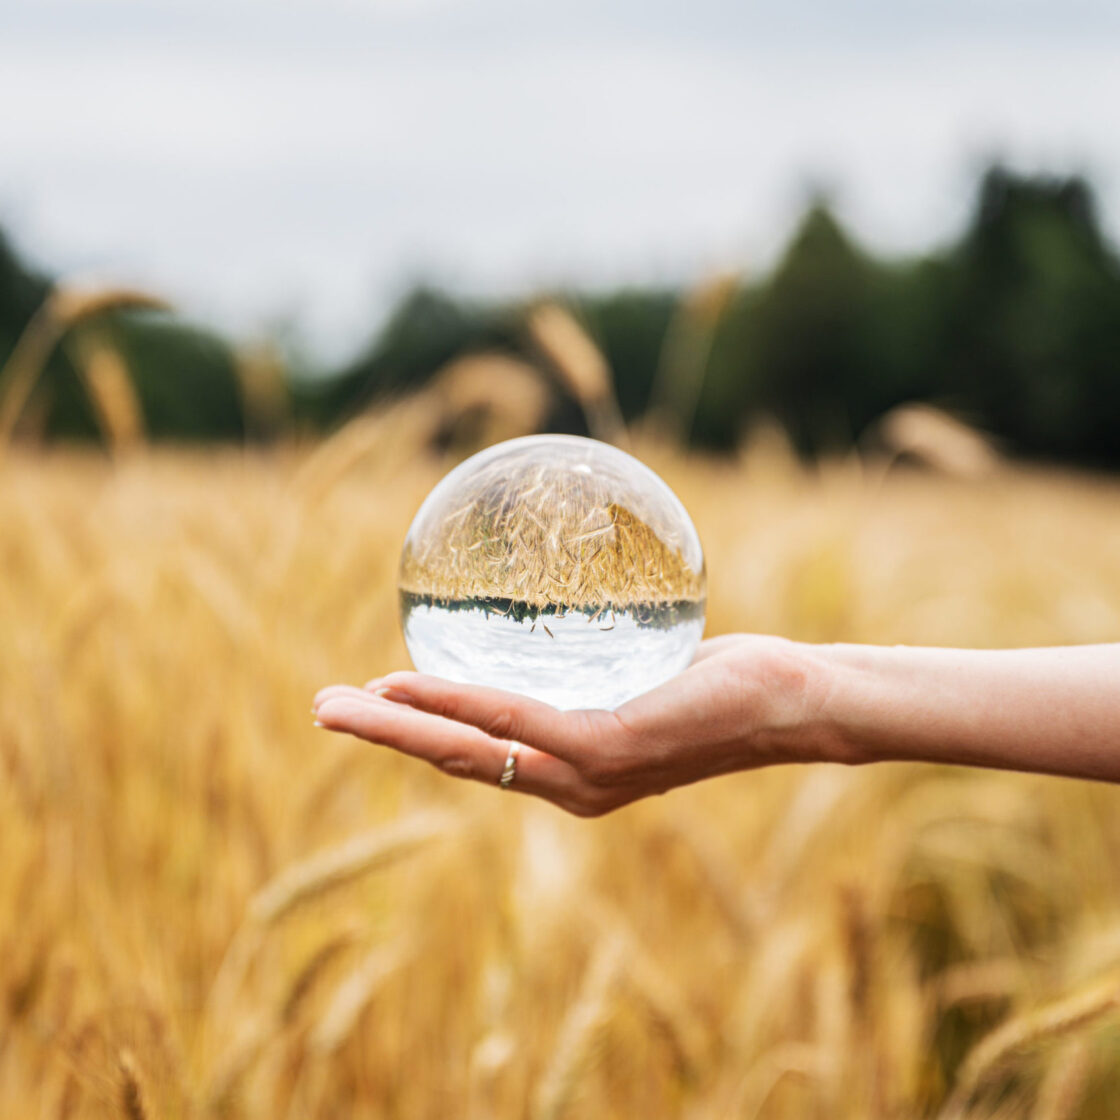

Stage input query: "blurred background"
[
  {"left": 6, "top": 3, "right": 1120, "bottom": 1119},
  {"left": 3, "top": 0, "right": 1120, "bottom": 465}
]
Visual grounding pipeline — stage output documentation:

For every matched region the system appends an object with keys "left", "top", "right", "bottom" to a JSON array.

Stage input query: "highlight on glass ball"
[{"left": 397, "top": 434, "right": 706, "bottom": 710}]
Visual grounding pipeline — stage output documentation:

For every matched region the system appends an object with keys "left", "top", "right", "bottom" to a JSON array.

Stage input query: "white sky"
[{"left": 1, "top": 0, "right": 1118, "bottom": 360}]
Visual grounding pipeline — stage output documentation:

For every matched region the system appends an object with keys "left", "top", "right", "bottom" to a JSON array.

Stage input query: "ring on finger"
[{"left": 498, "top": 743, "right": 521, "bottom": 789}]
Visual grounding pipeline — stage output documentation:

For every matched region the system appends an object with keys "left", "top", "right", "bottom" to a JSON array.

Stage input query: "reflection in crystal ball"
[{"left": 398, "top": 434, "right": 706, "bottom": 710}]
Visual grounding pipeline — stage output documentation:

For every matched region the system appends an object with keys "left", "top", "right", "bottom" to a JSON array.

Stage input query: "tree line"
[{"left": 3, "top": 165, "right": 1120, "bottom": 468}]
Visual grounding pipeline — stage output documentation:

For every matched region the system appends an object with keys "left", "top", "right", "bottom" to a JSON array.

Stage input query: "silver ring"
[{"left": 499, "top": 743, "right": 521, "bottom": 789}]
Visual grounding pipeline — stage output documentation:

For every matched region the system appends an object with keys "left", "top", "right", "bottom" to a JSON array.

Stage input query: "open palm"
[{"left": 313, "top": 634, "right": 814, "bottom": 816}]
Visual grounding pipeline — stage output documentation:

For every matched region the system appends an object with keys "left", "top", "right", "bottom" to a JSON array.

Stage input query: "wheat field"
[{"left": 4, "top": 409, "right": 1120, "bottom": 1119}]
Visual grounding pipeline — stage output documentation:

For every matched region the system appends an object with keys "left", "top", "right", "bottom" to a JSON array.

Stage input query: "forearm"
[{"left": 803, "top": 643, "right": 1120, "bottom": 782}]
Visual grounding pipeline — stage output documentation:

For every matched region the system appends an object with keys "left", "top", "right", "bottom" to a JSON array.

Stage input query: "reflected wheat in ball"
[{"left": 398, "top": 435, "right": 707, "bottom": 709}]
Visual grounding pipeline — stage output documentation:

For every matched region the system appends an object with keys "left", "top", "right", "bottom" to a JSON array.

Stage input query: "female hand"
[
  {"left": 314, "top": 639, "right": 1120, "bottom": 812},
  {"left": 312, "top": 635, "right": 825, "bottom": 817}
]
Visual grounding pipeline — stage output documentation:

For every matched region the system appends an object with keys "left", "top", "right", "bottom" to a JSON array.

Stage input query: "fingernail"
[
  {"left": 314, "top": 719, "right": 325, "bottom": 728},
  {"left": 316, "top": 698, "right": 354, "bottom": 722},
  {"left": 375, "top": 686, "right": 415, "bottom": 706}
]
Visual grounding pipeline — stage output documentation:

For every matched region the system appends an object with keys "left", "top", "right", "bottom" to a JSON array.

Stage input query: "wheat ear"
[
  {"left": 532, "top": 937, "right": 624, "bottom": 1120},
  {"left": 1031, "top": 1036, "right": 1093, "bottom": 1120},
  {"left": 310, "top": 942, "right": 406, "bottom": 1055},
  {"left": 250, "top": 811, "right": 452, "bottom": 925},
  {"left": 206, "top": 813, "right": 452, "bottom": 1038},
  {"left": 940, "top": 972, "right": 1120, "bottom": 1119},
  {"left": 117, "top": 1049, "right": 150, "bottom": 1120}
]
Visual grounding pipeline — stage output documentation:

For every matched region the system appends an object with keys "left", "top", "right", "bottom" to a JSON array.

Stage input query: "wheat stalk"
[
  {"left": 249, "top": 811, "right": 453, "bottom": 925},
  {"left": 646, "top": 272, "right": 738, "bottom": 443},
  {"left": 620, "top": 939, "right": 706, "bottom": 1080},
  {"left": 295, "top": 742, "right": 373, "bottom": 839},
  {"left": 234, "top": 341, "right": 290, "bottom": 439},
  {"left": 426, "top": 352, "right": 553, "bottom": 445},
  {"left": 64, "top": 330, "right": 145, "bottom": 451},
  {"left": 117, "top": 1049, "right": 150, "bottom": 1120},
  {"left": 0, "top": 284, "right": 167, "bottom": 449},
  {"left": 310, "top": 941, "right": 406, "bottom": 1055},
  {"left": 288, "top": 399, "right": 434, "bottom": 504},
  {"left": 873, "top": 403, "right": 1000, "bottom": 479},
  {"left": 204, "top": 1013, "right": 270, "bottom": 1113},
  {"left": 939, "top": 972, "right": 1120, "bottom": 1119},
  {"left": 205, "top": 813, "right": 453, "bottom": 1040},
  {"left": 53, "top": 1072, "right": 80, "bottom": 1120},
  {"left": 532, "top": 937, "right": 624, "bottom": 1120},
  {"left": 1031, "top": 1036, "right": 1093, "bottom": 1120},
  {"left": 527, "top": 303, "right": 626, "bottom": 445},
  {"left": 587, "top": 901, "right": 706, "bottom": 1080},
  {"left": 49, "top": 286, "right": 169, "bottom": 328},
  {"left": 281, "top": 927, "right": 362, "bottom": 1026},
  {"left": 729, "top": 1041, "right": 830, "bottom": 1120},
  {"left": 929, "top": 958, "right": 1023, "bottom": 1010}
]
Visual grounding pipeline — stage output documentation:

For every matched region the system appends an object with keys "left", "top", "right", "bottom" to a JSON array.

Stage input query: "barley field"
[{"left": 4, "top": 410, "right": 1120, "bottom": 1119}]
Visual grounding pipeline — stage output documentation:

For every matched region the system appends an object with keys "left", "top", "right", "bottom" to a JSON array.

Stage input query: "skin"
[{"left": 312, "top": 637, "right": 1120, "bottom": 817}]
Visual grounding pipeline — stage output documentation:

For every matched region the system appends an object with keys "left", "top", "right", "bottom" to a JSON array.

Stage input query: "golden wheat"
[
  {"left": 4, "top": 431, "right": 1120, "bottom": 1117},
  {"left": 117, "top": 1050, "right": 150, "bottom": 1120},
  {"left": 248, "top": 811, "right": 455, "bottom": 926},
  {"left": 0, "top": 285, "right": 167, "bottom": 447},
  {"left": 527, "top": 303, "right": 627, "bottom": 446}
]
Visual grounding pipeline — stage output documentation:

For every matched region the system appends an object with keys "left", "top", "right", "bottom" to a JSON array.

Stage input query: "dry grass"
[
  {"left": 4, "top": 423, "right": 1120, "bottom": 1118},
  {"left": 0, "top": 284, "right": 168, "bottom": 448},
  {"left": 399, "top": 438, "right": 705, "bottom": 611},
  {"left": 527, "top": 303, "right": 627, "bottom": 446}
]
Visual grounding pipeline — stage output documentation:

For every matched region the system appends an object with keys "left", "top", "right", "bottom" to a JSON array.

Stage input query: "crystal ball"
[{"left": 398, "top": 434, "right": 706, "bottom": 710}]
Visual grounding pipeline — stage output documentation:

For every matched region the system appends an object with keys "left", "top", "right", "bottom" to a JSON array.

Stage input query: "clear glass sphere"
[{"left": 398, "top": 434, "right": 706, "bottom": 710}]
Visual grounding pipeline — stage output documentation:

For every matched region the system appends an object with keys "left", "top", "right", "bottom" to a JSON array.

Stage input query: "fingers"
[
  {"left": 314, "top": 683, "right": 383, "bottom": 711},
  {"left": 357, "top": 672, "right": 622, "bottom": 769},
  {"left": 314, "top": 690, "right": 582, "bottom": 807}
]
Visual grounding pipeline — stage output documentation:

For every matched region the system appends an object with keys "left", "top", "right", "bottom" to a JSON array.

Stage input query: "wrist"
[
  {"left": 805, "top": 642, "right": 937, "bottom": 767},
  {"left": 715, "top": 636, "right": 911, "bottom": 770},
  {"left": 783, "top": 641, "right": 900, "bottom": 767},
  {"left": 730, "top": 637, "right": 868, "bottom": 767}
]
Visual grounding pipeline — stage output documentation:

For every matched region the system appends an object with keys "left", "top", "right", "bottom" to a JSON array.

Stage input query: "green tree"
[{"left": 937, "top": 167, "right": 1120, "bottom": 465}]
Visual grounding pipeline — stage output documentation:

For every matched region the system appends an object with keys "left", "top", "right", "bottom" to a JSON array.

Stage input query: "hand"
[{"left": 312, "top": 635, "right": 824, "bottom": 817}]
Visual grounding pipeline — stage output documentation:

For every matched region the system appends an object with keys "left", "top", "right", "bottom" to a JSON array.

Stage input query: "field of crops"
[{"left": 5, "top": 410, "right": 1120, "bottom": 1118}]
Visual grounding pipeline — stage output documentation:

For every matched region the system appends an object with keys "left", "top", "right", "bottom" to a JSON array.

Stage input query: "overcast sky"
[{"left": 1, "top": 0, "right": 1118, "bottom": 359}]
